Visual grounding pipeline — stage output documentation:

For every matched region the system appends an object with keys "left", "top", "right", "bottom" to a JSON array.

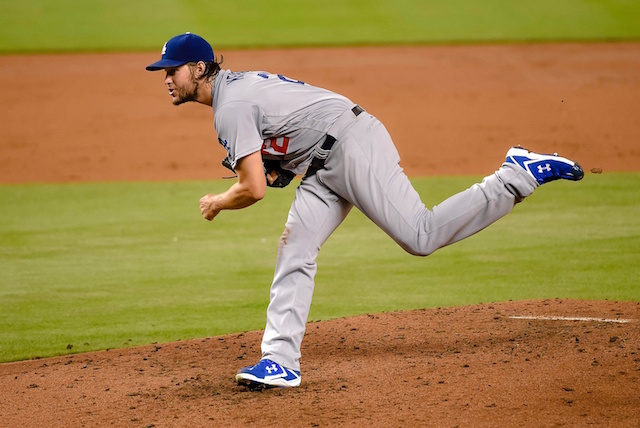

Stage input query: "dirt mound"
[{"left": 1, "top": 299, "right": 638, "bottom": 427}]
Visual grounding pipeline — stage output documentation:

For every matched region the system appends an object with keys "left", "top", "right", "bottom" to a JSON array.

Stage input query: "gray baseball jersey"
[
  {"left": 212, "top": 69, "right": 352, "bottom": 175},
  {"left": 209, "top": 68, "right": 538, "bottom": 371}
]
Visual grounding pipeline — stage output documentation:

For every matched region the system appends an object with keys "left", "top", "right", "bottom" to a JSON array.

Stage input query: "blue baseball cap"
[{"left": 146, "top": 32, "right": 214, "bottom": 71}]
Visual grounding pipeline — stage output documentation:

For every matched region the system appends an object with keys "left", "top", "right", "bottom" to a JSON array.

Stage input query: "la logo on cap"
[{"left": 161, "top": 42, "right": 167, "bottom": 55}]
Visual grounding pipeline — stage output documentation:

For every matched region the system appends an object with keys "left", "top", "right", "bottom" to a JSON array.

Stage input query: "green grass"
[
  {"left": 1, "top": 173, "right": 638, "bottom": 362},
  {"left": 1, "top": 0, "right": 640, "bottom": 53}
]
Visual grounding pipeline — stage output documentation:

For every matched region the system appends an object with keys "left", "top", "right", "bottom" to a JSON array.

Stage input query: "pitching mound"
[{"left": 1, "top": 299, "right": 638, "bottom": 426}]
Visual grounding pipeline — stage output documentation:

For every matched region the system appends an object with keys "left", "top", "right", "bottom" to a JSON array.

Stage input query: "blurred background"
[{"left": 2, "top": 0, "right": 640, "bottom": 53}]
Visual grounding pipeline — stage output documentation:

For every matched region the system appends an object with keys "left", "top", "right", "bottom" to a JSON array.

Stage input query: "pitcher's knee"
[{"left": 399, "top": 239, "right": 437, "bottom": 257}]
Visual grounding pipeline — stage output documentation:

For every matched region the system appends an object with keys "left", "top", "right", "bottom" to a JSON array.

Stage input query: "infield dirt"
[{"left": 1, "top": 42, "right": 639, "bottom": 427}]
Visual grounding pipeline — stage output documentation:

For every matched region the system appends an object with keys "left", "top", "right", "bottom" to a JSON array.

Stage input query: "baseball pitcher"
[{"left": 146, "top": 33, "right": 584, "bottom": 390}]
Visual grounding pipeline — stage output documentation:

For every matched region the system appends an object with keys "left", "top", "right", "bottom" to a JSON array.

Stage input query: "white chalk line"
[{"left": 510, "top": 315, "right": 634, "bottom": 324}]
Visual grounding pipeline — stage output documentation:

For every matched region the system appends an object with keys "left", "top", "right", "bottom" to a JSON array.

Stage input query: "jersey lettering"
[
  {"left": 218, "top": 137, "right": 231, "bottom": 155},
  {"left": 262, "top": 137, "right": 290, "bottom": 155},
  {"left": 257, "top": 72, "right": 305, "bottom": 85},
  {"left": 276, "top": 74, "right": 304, "bottom": 85},
  {"left": 225, "top": 72, "right": 247, "bottom": 83}
]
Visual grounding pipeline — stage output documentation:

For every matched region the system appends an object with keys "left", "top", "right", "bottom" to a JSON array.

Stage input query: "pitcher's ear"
[{"left": 196, "top": 61, "right": 207, "bottom": 78}]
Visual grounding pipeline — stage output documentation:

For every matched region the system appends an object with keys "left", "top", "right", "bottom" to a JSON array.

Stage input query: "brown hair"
[{"left": 188, "top": 55, "right": 224, "bottom": 82}]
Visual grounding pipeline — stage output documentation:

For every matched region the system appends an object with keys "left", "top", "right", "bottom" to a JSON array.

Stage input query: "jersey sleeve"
[{"left": 214, "top": 102, "right": 264, "bottom": 168}]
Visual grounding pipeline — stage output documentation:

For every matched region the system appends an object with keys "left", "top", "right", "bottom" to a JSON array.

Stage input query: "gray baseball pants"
[{"left": 261, "top": 109, "right": 538, "bottom": 370}]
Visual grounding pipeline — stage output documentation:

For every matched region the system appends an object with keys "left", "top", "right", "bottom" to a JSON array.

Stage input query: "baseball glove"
[{"left": 263, "top": 159, "right": 295, "bottom": 188}]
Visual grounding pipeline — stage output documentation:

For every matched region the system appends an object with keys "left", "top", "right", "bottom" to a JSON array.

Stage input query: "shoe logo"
[
  {"left": 265, "top": 363, "right": 279, "bottom": 374},
  {"left": 537, "top": 163, "right": 551, "bottom": 174}
]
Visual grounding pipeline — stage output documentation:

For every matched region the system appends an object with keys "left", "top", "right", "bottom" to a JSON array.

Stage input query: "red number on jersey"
[{"left": 261, "top": 137, "right": 290, "bottom": 155}]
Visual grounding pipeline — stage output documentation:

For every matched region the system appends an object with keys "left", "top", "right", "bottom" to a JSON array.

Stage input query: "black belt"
[{"left": 304, "top": 105, "right": 364, "bottom": 179}]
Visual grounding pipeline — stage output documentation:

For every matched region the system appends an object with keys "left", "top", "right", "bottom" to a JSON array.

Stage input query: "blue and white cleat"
[
  {"left": 505, "top": 146, "right": 584, "bottom": 185},
  {"left": 236, "top": 359, "right": 301, "bottom": 390}
]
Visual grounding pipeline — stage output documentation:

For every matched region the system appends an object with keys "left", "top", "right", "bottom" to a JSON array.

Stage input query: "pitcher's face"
[{"left": 164, "top": 64, "right": 199, "bottom": 105}]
